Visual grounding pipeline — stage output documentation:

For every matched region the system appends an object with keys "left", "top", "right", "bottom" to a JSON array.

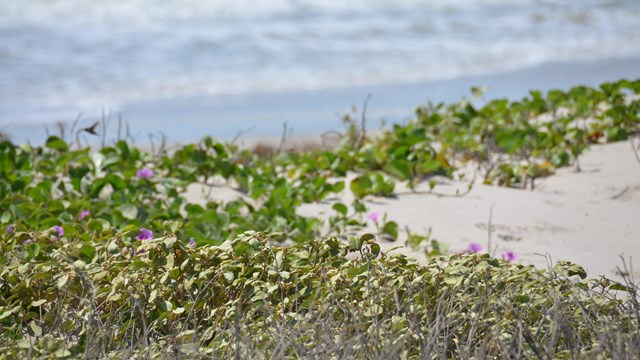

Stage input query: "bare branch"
[
  {"left": 630, "top": 135, "right": 640, "bottom": 165},
  {"left": 117, "top": 114, "right": 123, "bottom": 143},
  {"left": 276, "top": 121, "right": 289, "bottom": 154},
  {"left": 358, "top": 94, "right": 372, "bottom": 148},
  {"left": 69, "top": 113, "right": 82, "bottom": 149},
  {"left": 231, "top": 125, "right": 255, "bottom": 145}
]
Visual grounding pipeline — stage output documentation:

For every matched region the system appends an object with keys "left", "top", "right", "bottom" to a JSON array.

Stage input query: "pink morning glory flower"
[
  {"left": 136, "top": 228, "right": 154, "bottom": 241},
  {"left": 6, "top": 225, "right": 14, "bottom": 234},
  {"left": 503, "top": 251, "right": 518, "bottom": 262},
  {"left": 51, "top": 225, "right": 64, "bottom": 240},
  {"left": 188, "top": 237, "right": 196, "bottom": 247},
  {"left": 467, "top": 242, "right": 483, "bottom": 254},
  {"left": 78, "top": 210, "right": 90, "bottom": 220},
  {"left": 53, "top": 225, "right": 64, "bottom": 237},
  {"left": 136, "top": 167, "right": 154, "bottom": 179},
  {"left": 367, "top": 211, "right": 380, "bottom": 224}
]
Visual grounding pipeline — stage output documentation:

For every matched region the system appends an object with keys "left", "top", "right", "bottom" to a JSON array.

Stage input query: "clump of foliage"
[
  {"left": 412, "top": 80, "right": 640, "bottom": 188},
  {"left": 1, "top": 79, "right": 638, "bottom": 247},
  {"left": 0, "top": 78, "right": 639, "bottom": 357},
  {"left": 1, "top": 231, "right": 638, "bottom": 358}
]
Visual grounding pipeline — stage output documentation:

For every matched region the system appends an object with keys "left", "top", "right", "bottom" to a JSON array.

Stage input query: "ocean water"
[{"left": 1, "top": 0, "right": 640, "bottom": 132}]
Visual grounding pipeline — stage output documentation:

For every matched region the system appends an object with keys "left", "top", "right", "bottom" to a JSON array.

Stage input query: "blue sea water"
[{"left": 1, "top": 0, "right": 640, "bottom": 141}]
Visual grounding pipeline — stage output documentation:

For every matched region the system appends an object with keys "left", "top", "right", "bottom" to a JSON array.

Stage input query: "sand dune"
[{"left": 185, "top": 140, "right": 640, "bottom": 281}]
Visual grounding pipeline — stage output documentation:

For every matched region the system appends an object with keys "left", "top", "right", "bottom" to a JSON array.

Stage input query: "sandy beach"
[{"left": 185, "top": 139, "right": 640, "bottom": 281}]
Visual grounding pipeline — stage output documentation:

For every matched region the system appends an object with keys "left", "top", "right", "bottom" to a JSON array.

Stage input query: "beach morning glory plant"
[
  {"left": 467, "top": 242, "right": 483, "bottom": 254},
  {"left": 367, "top": 211, "right": 380, "bottom": 225},
  {"left": 136, "top": 167, "right": 154, "bottom": 179},
  {"left": 52, "top": 225, "right": 64, "bottom": 241},
  {"left": 78, "top": 210, "right": 90, "bottom": 220},
  {"left": 136, "top": 228, "right": 154, "bottom": 241},
  {"left": 503, "top": 251, "right": 518, "bottom": 262}
]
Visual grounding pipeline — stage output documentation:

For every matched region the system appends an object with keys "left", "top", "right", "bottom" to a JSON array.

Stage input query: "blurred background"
[{"left": 1, "top": 0, "right": 639, "bottom": 144}]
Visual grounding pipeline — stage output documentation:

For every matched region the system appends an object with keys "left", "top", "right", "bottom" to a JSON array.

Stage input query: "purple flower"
[
  {"left": 188, "top": 237, "right": 196, "bottom": 247},
  {"left": 78, "top": 210, "right": 90, "bottom": 220},
  {"left": 503, "top": 251, "right": 518, "bottom": 262},
  {"left": 467, "top": 242, "right": 483, "bottom": 254},
  {"left": 136, "top": 228, "right": 154, "bottom": 241},
  {"left": 53, "top": 225, "right": 64, "bottom": 237},
  {"left": 6, "top": 225, "right": 14, "bottom": 234},
  {"left": 136, "top": 167, "right": 154, "bottom": 179},
  {"left": 23, "top": 239, "right": 33, "bottom": 245},
  {"left": 367, "top": 211, "right": 380, "bottom": 224}
]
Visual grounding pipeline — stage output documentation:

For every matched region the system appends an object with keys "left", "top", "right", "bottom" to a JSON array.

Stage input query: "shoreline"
[{"left": 2, "top": 56, "right": 640, "bottom": 146}]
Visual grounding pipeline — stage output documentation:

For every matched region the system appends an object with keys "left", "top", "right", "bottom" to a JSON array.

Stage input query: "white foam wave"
[
  {"left": 0, "top": 0, "right": 550, "bottom": 28},
  {"left": 1, "top": 0, "right": 639, "bottom": 125}
]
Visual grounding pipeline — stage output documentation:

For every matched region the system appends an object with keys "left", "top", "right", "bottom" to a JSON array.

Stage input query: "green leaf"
[
  {"left": 444, "top": 275, "right": 463, "bottom": 286},
  {"left": 384, "top": 160, "right": 412, "bottom": 180},
  {"left": 359, "top": 233, "right": 376, "bottom": 243},
  {"left": 0, "top": 306, "right": 19, "bottom": 320},
  {"left": 275, "top": 250, "right": 285, "bottom": 269},
  {"left": 53, "top": 349, "right": 72, "bottom": 358},
  {"left": 160, "top": 300, "right": 173, "bottom": 312},
  {"left": 148, "top": 290, "right": 158, "bottom": 303},
  {"left": 90, "top": 177, "right": 108, "bottom": 197},
  {"left": 1, "top": 211, "right": 10, "bottom": 224},
  {"left": 45, "top": 136, "right": 68, "bottom": 152},
  {"left": 418, "top": 160, "right": 440, "bottom": 175},
  {"left": 106, "top": 174, "right": 126, "bottom": 190},
  {"left": 332, "top": 203, "right": 348, "bottom": 216},
  {"left": 57, "top": 274, "right": 69, "bottom": 288},
  {"left": 164, "top": 220, "right": 181, "bottom": 232},
  {"left": 496, "top": 130, "right": 523, "bottom": 154},
  {"left": 350, "top": 175, "right": 372, "bottom": 199},
  {"left": 567, "top": 264, "right": 587, "bottom": 279},
  {"left": 30, "top": 299, "right": 47, "bottom": 307},
  {"left": 370, "top": 243, "right": 381, "bottom": 258},
  {"left": 609, "top": 283, "right": 629, "bottom": 292},
  {"left": 117, "top": 204, "right": 138, "bottom": 220},
  {"left": 26, "top": 243, "right": 40, "bottom": 258},
  {"left": 332, "top": 181, "right": 345, "bottom": 193},
  {"left": 347, "top": 234, "right": 363, "bottom": 251},
  {"left": 382, "top": 221, "right": 399, "bottom": 241},
  {"left": 29, "top": 321, "right": 42, "bottom": 337},
  {"left": 164, "top": 236, "right": 177, "bottom": 249},
  {"left": 79, "top": 245, "right": 96, "bottom": 259},
  {"left": 91, "top": 152, "right": 105, "bottom": 172},
  {"left": 107, "top": 241, "right": 119, "bottom": 254},
  {"left": 87, "top": 219, "right": 104, "bottom": 232},
  {"left": 234, "top": 242, "right": 253, "bottom": 257},
  {"left": 352, "top": 199, "right": 367, "bottom": 213},
  {"left": 97, "top": 218, "right": 111, "bottom": 230},
  {"left": 223, "top": 271, "right": 235, "bottom": 282}
]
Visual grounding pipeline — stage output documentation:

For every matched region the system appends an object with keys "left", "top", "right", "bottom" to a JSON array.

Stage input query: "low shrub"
[{"left": 1, "top": 232, "right": 638, "bottom": 358}]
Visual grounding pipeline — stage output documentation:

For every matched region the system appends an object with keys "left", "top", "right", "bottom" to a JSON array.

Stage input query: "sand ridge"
[{"left": 185, "top": 140, "right": 640, "bottom": 281}]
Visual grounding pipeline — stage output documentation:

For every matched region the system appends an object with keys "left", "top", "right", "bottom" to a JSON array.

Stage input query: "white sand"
[{"left": 185, "top": 140, "right": 640, "bottom": 281}]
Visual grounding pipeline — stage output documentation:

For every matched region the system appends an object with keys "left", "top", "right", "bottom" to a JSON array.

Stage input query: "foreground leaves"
[{"left": 0, "top": 232, "right": 638, "bottom": 358}]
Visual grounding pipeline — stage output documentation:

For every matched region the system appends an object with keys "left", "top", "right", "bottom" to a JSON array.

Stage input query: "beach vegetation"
[{"left": 0, "top": 78, "right": 639, "bottom": 357}]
